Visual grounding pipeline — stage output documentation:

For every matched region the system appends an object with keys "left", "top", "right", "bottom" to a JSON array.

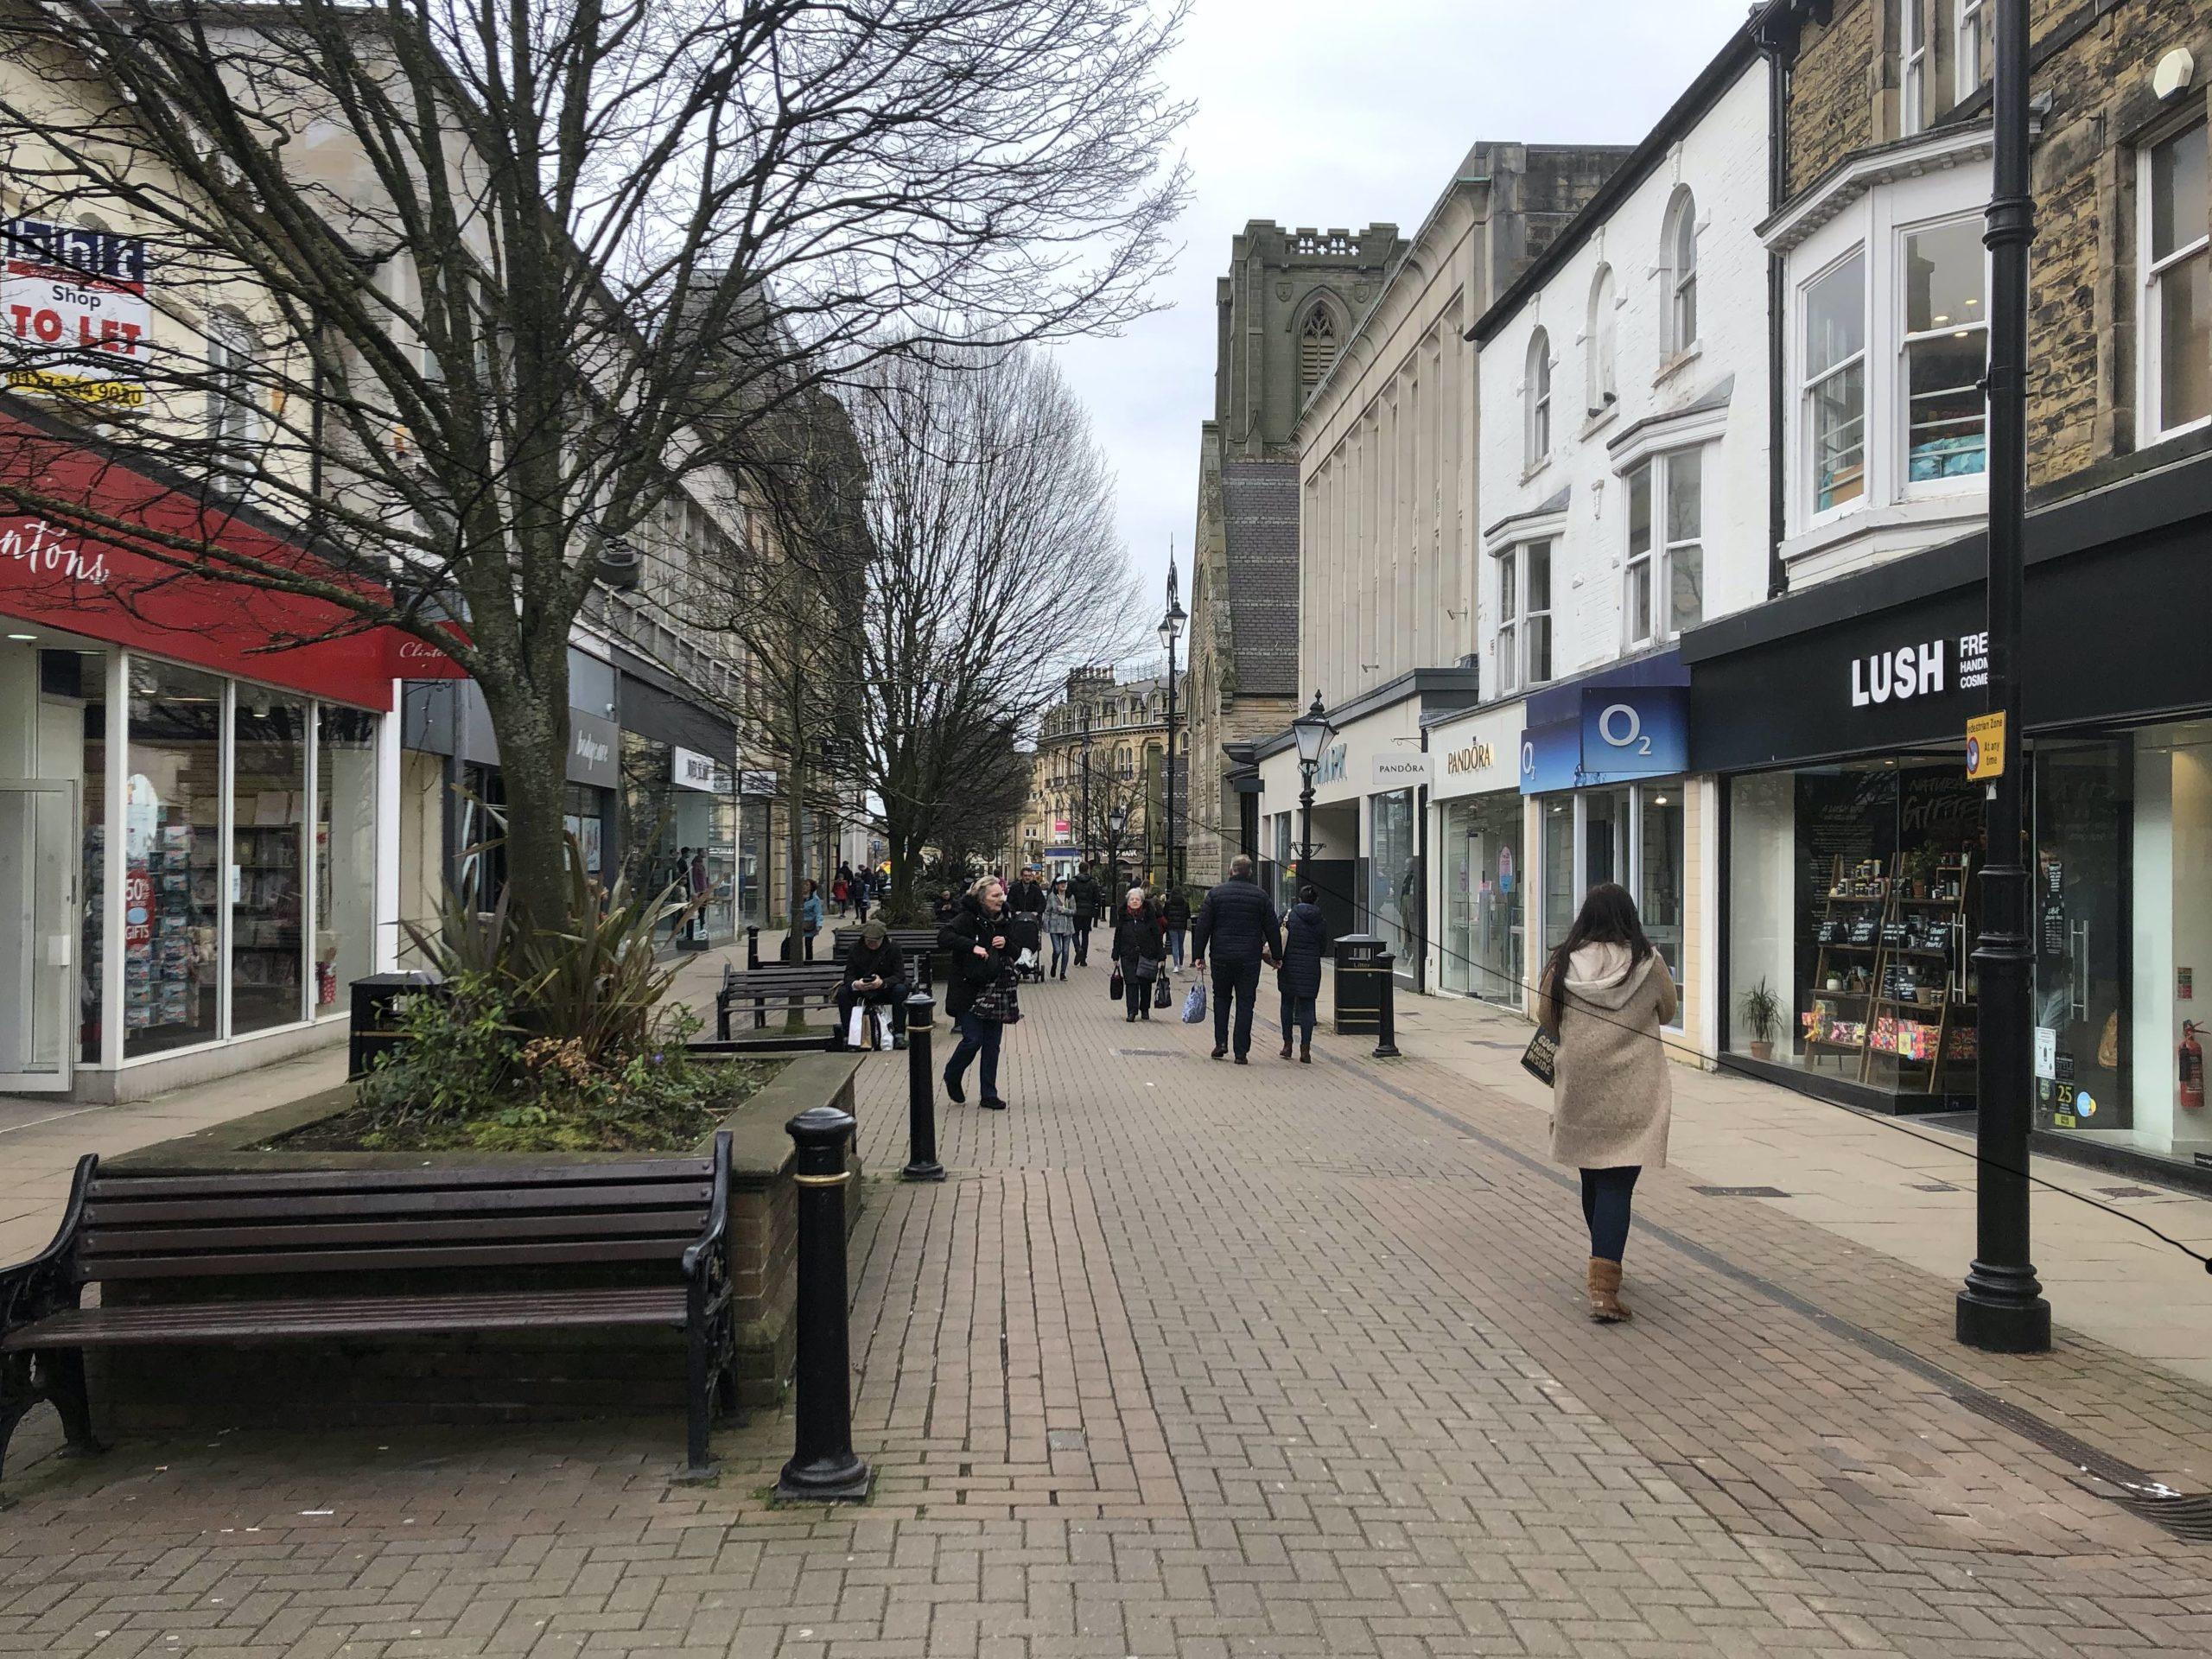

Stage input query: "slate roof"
[{"left": 1218, "top": 460, "right": 1301, "bottom": 698}]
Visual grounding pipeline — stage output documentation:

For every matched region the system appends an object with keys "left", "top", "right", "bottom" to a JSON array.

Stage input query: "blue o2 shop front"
[{"left": 1521, "top": 652, "right": 1709, "bottom": 1056}]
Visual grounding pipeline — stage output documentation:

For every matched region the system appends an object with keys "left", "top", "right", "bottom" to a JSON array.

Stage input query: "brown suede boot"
[
  {"left": 1298, "top": 1038, "right": 1311, "bottom": 1064},
  {"left": 1280, "top": 1036, "right": 1294, "bottom": 1058},
  {"left": 1587, "top": 1257, "right": 1630, "bottom": 1323}
]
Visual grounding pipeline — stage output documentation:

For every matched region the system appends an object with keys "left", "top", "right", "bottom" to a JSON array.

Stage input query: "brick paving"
[{"left": 6, "top": 958, "right": 2212, "bottom": 1654}]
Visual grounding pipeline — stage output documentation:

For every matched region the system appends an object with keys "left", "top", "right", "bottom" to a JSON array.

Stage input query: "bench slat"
[
  {"left": 85, "top": 1181, "right": 711, "bottom": 1227},
  {"left": 86, "top": 1159, "right": 710, "bottom": 1200},
  {"left": 85, "top": 1236, "right": 691, "bottom": 1280},
  {"left": 82, "top": 1210, "right": 709, "bottom": 1256},
  {"left": 3, "top": 1287, "right": 690, "bottom": 1349}
]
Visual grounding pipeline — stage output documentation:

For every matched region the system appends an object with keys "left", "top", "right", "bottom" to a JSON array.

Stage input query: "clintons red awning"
[{"left": 0, "top": 412, "right": 467, "bottom": 709}]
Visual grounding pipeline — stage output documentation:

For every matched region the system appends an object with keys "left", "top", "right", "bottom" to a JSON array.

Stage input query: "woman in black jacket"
[
  {"left": 1161, "top": 887, "right": 1192, "bottom": 969},
  {"left": 1110, "top": 885, "right": 1165, "bottom": 1022},
  {"left": 1275, "top": 884, "right": 1331, "bottom": 1062},
  {"left": 937, "top": 877, "right": 1014, "bottom": 1109}
]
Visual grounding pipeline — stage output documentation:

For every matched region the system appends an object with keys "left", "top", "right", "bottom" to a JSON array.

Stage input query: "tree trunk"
[{"left": 474, "top": 665, "right": 573, "bottom": 934}]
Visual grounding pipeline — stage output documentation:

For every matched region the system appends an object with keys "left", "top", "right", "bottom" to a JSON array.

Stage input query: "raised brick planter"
[{"left": 88, "top": 1053, "right": 864, "bottom": 1429}]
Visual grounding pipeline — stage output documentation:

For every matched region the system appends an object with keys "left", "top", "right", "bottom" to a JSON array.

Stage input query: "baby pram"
[{"left": 1004, "top": 912, "right": 1046, "bottom": 982}]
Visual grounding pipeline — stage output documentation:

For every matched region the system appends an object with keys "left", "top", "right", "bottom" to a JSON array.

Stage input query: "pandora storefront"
[{"left": 1686, "top": 452, "right": 2212, "bottom": 1182}]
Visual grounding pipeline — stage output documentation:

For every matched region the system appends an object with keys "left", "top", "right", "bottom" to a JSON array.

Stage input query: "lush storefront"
[{"left": 1686, "top": 451, "right": 2212, "bottom": 1173}]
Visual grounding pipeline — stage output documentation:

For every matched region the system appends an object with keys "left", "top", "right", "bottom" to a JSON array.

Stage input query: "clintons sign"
[{"left": 0, "top": 415, "right": 464, "bottom": 708}]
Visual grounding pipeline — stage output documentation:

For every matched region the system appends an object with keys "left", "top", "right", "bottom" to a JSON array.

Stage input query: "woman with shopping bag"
[
  {"left": 1111, "top": 886, "right": 1164, "bottom": 1022},
  {"left": 938, "top": 875, "right": 1018, "bottom": 1111}
]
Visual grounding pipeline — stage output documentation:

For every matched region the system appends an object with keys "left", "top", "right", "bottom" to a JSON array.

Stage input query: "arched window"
[
  {"left": 1524, "top": 327, "right": 1552, "bottom": 467},
  {"left": 1299, "top": 302, "right": 1340, "bottom": 391},
  {"left": 1663, "top": 188, "right": 1699, "bottom": 355},
  {"left": 1586, "top": 265, "right": 1618, "bottom": 415}
]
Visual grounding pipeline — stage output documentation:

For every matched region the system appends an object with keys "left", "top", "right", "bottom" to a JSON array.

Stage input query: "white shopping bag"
[
  {"left": 876, "top": 1014, "right": 897, "bottom": 1052},
  {"left": 845, "top": 1004, "right": 868, "bottom": 1049}
]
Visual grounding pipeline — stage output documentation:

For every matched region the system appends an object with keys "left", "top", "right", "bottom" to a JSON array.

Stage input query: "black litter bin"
[
  {"left": 1332, "top": 933, "right": 1384, "bottom": 1036},
  {"left": 349, "top": 971, "right": 441, "bottom": 1079}
]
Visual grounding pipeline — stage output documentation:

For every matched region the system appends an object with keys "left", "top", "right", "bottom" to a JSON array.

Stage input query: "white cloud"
[{"left": 1054, "top": 0, "right": 1758, "bottom": 623}]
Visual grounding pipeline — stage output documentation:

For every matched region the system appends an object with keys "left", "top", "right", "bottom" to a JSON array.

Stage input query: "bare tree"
[
  {"left": 843, "top": 344, "right": 1141, "bottom": 914},
  {"left": 0, "top": 0, "right": 1188, "bottom": 920}
]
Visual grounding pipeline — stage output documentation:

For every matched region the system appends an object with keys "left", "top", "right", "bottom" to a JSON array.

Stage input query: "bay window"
[
  {"left": 1624, "top": 449, "right": 1707, "bottom": 649},
  {"left": 1804, "top": 250, "right": 1867, "bottom": 515},
  {"left": 1495, "top": 538, "right": 1552, "bottom": 693},
  {"left": 1901, "top": 218, "right": 1988, "bottom": 483},
  {"left": 2142, "top": 119, "right": 2211, "bottom": 442}
]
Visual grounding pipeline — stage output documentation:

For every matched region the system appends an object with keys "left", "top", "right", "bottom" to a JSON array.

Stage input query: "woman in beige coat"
[{"left": 1533, "top": 883, "right": 1677, "bottom": 1322}]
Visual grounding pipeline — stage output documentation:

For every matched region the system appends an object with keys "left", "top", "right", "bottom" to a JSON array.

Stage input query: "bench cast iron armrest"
[
  {"left": 677, "top": 1130, "right": 737, "bottom": 1478},
  {"left": 0, "top": 1155, "right": 93, "bottom": 1341}
]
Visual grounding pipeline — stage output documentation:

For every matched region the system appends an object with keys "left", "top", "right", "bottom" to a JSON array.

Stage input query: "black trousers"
[
  {"left": 835, "top": 981, "right": 908, "bottom": 1046},
  {"left": 1211, "top": 957, "right": 1262, "bottom": 1055},
  {"left": 1121, "top": 956, "right": 1153, "bottom": 1018},
  {"left": 1074, "top": 912, "right": 1094, "bottom": 963}
]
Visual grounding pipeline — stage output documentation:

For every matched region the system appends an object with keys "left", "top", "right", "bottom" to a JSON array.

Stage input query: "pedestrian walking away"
[
  {"left": 938, "top": 875, "right": 1018, "bottom": 1110},
  {"left": 1111, "top": 886, "right": 1164, "bottom": 1022},
  {"left": 1161, "top": 885, "right": 1191, "bottom": 968},
  {"left": 1069, "top": 863, "right": 1099, "bottom": 965},
  {"left": 1192, "top": 853, "right": 1281, "bottom": 1064},
  {"left": 1532, "top": 881, "right": 1676, "bottom": 1324},
  {"left": 1274, "top": 883, "right": 1330, "bottom": 1063},
  {"left": 835, "top": 918, "right": 908, "bottom": 1050},
  {"left": 1044, "top": 878, "right": 1076, "bottom": 980},
  {"left": 797, "top": 879, "right": 826, "bottom": 961}
]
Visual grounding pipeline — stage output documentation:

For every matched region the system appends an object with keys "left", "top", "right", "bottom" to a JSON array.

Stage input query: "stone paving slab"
[{"left": 4, "top": 956, "right": 2212, "bottom": 1654}]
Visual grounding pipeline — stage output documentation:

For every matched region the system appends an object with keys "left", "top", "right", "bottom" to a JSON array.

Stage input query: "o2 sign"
[{"left": 1596, "top": 702, "right": 1652, "bottom": 757}]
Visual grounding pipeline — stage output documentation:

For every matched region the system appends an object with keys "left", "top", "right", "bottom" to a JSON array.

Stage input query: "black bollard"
[
  {"left": 902, "top": 992, "right": 945, "bottom": 1183},
  {"left": 1372, "top": 952, "right": 1402, "bottom": 1059},
  {"left": 776, "top": 1104, "right": 873, "bottom": 1502},
  {"left": 746, "top": 925, "right": 760, "bottom": 969}
]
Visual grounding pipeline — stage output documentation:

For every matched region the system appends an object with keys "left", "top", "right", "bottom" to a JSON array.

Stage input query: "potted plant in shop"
[{"left": 1738, "top": 978, "right": 1785, "bottom": 1062}]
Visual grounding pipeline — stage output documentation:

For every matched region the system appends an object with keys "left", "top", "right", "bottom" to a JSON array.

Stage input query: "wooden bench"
[
  {"left": 716, "top": 963, "right": 848, "bottom": 1040},
  {"left": 0, "top": 1133, "right": 739, "bottom": 1497}
]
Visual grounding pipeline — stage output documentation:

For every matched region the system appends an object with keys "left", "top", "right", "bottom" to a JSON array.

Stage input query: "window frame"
[
  {"left": 1298, "top": 301, "right": 1340, "bottom": 394},
  {"left": 1902, "top": 0, "right": 1929, "bottom": 137},
  {"left": 1493, "top": 537, "right": 1554, "bottom": 693},
  {"left": 1524, "top": 328, "right": 1553, "bottom": 469},
  {"left": 1662, "top": 188, "right": 1700, "bottom": 359},
  {"left": 1955, "top": 0, "right": 1988, "bottom": 105},
  {"left": 1800, "top": 244, "right": 1871, "bottom": 526},
  {"left": 1586, "top": 264, "right": 1618, "bottom": 416},
  {"left": 2139, "top": 118, "right": 2212, "bottom": 446},
  {"left": 205, "top": 308, "right": 259, "bottom": 498},
  {"left": 1896, "top": 212, "right": 1992, "bottom": 498},
  {"left": 1621, "top": 447, "right": 1706, "bottom": 652}
]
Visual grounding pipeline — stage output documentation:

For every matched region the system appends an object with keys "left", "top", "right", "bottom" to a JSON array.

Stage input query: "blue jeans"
[
  {"left": 1166, "top": 928, "right": 1185, "bottom": 967},
  {"left": 1050, "top": 933, "right": 1071, "bottom": 974},
  {"left": 949, "top": 1011, "right": 1002, "bottom": 1100},
  {"left": 1580, "top": 1166, "right": 1642, "bottom": 1262}
]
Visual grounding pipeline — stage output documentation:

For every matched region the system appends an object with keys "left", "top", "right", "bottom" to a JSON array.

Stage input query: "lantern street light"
[{"left": 1290, "top": 692, "right": 1333, "bottom": 865}]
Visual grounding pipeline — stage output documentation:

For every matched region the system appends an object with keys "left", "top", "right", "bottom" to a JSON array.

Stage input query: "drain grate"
[
  {"left": 2112, "top": 1491, "right": 2212, "bottom": 1541},
  {"left": 1113, "top": 1047, "right": 1180, "bottom": 1057},
  {"left": 2096, "top": 1185, "right": 2164, "bottom": 1199},
  {"left": 1910, "top": 1182, "right": 1961, "bottom": 1192},
  {"left": 1693, "top": 1185, "right": 1792, "bottom": 1198}
]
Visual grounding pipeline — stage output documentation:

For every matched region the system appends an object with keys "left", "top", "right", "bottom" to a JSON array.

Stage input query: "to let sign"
[{"left": 2, "top": 219, "right": 152, "bottom": 408}]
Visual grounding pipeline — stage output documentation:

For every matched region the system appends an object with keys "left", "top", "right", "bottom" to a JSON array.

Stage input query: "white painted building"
[{"left": 1442, "top": 30, "right": 1770, "bottom": 1058}]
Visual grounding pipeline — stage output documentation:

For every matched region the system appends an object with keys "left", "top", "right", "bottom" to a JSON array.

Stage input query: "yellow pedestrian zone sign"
[{"left": 1966, "top": 712, "right": 2006, "bottom": 781}]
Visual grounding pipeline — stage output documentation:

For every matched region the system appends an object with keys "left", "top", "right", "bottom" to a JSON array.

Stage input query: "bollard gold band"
[{"left": 795, "top": 1171, "right": 851, "bottom": 1188}]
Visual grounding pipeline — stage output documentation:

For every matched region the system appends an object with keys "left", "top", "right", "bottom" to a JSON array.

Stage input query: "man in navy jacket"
[{"left": 1192, "top": 855, "right": 1281, "bottom": 1064}]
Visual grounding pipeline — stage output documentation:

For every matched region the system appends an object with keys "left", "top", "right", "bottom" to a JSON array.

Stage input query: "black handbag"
[
  {"left": 1521, "top": 1024, "right": 1559, "bottom": 1086},
  {"left": 1135, "top": 956, "right": 1159, "bottom": 982},
  {"left": 1109, "top": 968, "right": 1124, "bottom": 1001},
  {"left": 1153, "top": 970, "right": 1173, "bottom": 1009},
  {"left": 972, "top": 978, "right": 1022, "bottom": 1025}
]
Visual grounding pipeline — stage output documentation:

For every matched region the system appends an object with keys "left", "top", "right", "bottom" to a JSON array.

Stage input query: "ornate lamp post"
[
  {"left": 1079, "top": 706, "right": 1092, "bottom": 870},
  {"left": 1109, "top": 802, "right": 1130, "bottom": 893},
  {"left": 1158, "top": 565, "right": 1186, "bottom": 895},
  {"left": 1290, "top": 692, "right": 1333, "bottom": 867}
]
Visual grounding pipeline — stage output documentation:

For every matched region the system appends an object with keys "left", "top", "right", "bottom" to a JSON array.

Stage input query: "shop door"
[{"left": 0, "top": 780, "right": 78, "bottom": 1093}]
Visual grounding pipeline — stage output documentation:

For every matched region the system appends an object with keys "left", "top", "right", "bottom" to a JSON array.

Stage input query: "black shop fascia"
[{"left": 1680, "top": 450, "right": 2212, "bottom": 1191}]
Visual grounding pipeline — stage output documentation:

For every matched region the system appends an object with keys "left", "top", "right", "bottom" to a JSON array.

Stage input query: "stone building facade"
[
  {"left": 1018, "top": 666, "right": 1170, "bottom": 880},
  {"left": 1185, "top": 222, "right": 1403, "bottom": 886}
]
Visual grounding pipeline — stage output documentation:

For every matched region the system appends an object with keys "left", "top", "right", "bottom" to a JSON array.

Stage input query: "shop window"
[
  {"left": 1541, "top": 797, "right": 1575, "bottom": 958},
  {"left": 232, "top": 690, "right": 308, "bottom": 1034},
  {"left": 1495, "top": 539, "right": 1552, "bottom": 694},
  {"left": 1440, "top": 796, "right": 1523, "bottom": 1007},
  {"left": 1524, "top": 328, "right": 1552, "bottom": 469},
  {"left": 1640, "top": 787, "right": 1685, "bottom": 994},
  {"left": 1585, "top": 264, "right": 1617, "bottom": 416},
  {"left": 1369, "top": 788, "right": 1417, "bottom": 977},
  {"left": 123, "top": 660, "right": 225, "bottom": 1058},
  {"left": 1804, "top": 250, "right": 1868, "bottom": 515},
  {"left": 2141, "top": 120, "right": 2211, "bottom": 443},
  {"left": 315, "top": 707, "right": 378, "bottom": 1017},
  {"left": 1662, "top": 188, "right": 1699, "bottom": 359},
  {"left": 1901, "top": 218, "right": 1988, "bottom": 485}
]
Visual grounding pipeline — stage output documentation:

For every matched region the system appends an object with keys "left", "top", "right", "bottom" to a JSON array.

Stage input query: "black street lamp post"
[
  {"left": 1079, "top": 708, "right": 1091, "bottom": 871},
  {"left": 1290, "top": 693, "right": 1334, "bottom": 866},
  {"left": 1957, "top": 0, "right": 2050, "bottom": 1354},
  {"left": 1159, "top": 566, "right": 1186, "bottom": 896}
]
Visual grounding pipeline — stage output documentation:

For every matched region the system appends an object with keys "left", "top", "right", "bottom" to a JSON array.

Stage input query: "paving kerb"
[{"left": 4, "top": 944, "right": 2212, "bottom": 1655}]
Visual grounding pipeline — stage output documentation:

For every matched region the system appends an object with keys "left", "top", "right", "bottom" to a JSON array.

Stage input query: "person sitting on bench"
[{"left": 836, "top": 918, "right": 909, "bottom": 1048}]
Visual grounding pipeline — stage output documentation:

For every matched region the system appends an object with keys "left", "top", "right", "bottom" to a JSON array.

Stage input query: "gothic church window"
[{"left": 1299, "top": 303, "right": 1339, "bottom": 391}]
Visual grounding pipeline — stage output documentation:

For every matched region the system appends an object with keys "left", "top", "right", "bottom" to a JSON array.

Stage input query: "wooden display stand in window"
[
  {"left": 1802, "top": 855, "right": 1891, "bottom": 1075},
  {"left": 1865, "top": 855, "right": 1976, "bottom": 1096}
]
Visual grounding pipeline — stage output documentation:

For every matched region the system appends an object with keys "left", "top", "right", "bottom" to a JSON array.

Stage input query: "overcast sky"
[{"left": 1051, "top": 0, "right": 1758, "bottom": 631}]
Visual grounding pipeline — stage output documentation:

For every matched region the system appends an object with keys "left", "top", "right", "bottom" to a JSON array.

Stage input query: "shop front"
[
  {"left": 1520, "top": 655, "right": 1698, "bottom": 1044},
  {"left": 0, "top": 414, "right": 437, "bottom": 1101},
  {"left": 1687, "top": 451, "right": 2212, "bottom": 1174},
  {"left": 616, "top": 653, "right": 741, "bottom": 945},
  {"left": 1426, "top": 701, "right": 1527, "bottom": 1008}
]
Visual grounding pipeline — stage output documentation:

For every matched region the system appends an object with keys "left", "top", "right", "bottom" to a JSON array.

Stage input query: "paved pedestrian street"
[{"left": 7, "top": 965, "right": 2212, "bottom": 1656}]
